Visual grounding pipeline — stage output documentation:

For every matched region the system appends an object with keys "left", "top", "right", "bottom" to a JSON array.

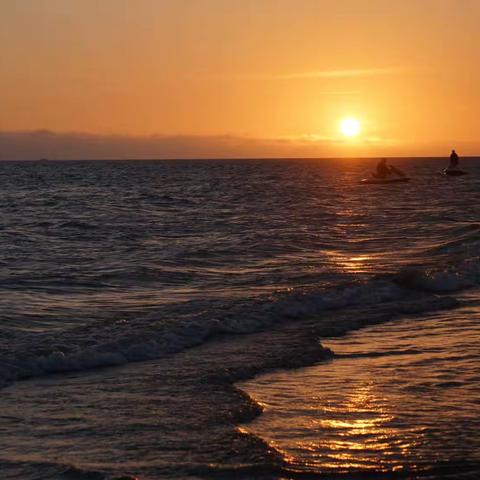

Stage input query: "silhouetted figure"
[
  {"left": 449, "top": 149, "right": 459, "bottom": 169},
  {"left": 372, "top": 158, "right": 407, "bottom": 179},
  {"left": 375, "top": 158, "right": 392, "bottom": 178}
]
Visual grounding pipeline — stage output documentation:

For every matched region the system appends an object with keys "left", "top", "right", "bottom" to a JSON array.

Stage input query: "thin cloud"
[
  {"left": 317, "top": 90, "right": 360, "bottom": 95},
  {"left": 1, "top": 130, "right": 472, "bottom": 160},
  {"left": 229, "top": 67, "right": 403, "bottom": 81},
  {"left": 274, "top": 67, "right": 403, "bottom": 79},
  {"left": 0, "top": 130, "right": 382, "bottom": 160}
]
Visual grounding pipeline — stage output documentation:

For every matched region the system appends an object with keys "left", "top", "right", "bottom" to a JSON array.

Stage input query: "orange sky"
[{"left": 1, "top": 0, "right": 480, "bottom": 158}]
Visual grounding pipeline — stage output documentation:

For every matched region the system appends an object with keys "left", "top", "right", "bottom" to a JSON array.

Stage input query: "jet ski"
[
  {"left": 360, "top": 165, "right": 410, "bottom": 184},
  {"left": 442, "top": 168, "right": 468, "bottom": 176},
  {"left": 360, "top": 177, "right": 411, "bottom": 184}
]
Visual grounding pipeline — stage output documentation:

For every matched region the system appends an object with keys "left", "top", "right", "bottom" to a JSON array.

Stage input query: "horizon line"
[{"left": 4, "top": 155, "right": 478, "bottom": 162}]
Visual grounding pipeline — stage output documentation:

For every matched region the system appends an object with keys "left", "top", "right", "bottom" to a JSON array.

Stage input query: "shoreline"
[
  {"left": 238, "top": 296, "right": 480, "bottom": 479},
  {"left": 0, "top": 290, "right": 467, "bottom": 479}
]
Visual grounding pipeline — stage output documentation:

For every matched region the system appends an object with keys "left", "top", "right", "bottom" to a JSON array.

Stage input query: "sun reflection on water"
[
  {"left": 297, "top": 383, "right": 415, "bottom": 471},
  {"left": 323, "top": 249, "right": 380, "bottom": 274},
  {"left": 240, "top": 307, "right": 480, "bottom": 477},
  {"left": 241, "top": 377, "right": 426, "bottom": 474}
]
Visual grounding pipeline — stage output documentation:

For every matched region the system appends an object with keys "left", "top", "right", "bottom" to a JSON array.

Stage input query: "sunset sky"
[{"left": 1, "top": 0, "right": 480, "bottom": 159}]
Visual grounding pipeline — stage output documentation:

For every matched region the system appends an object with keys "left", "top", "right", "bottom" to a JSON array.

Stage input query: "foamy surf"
[{"left": 0, "top": 267, "right": 466, "bottom": 389}]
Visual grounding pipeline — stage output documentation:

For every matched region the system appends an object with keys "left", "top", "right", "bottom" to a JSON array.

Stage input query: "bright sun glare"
[{"left": 340, "top": 118, "right": 361, "bottom": 137}]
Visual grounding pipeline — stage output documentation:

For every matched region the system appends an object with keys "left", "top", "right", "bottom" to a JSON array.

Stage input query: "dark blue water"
[{"left": 0, "top": 158, "right": 479, "bottom": 479}]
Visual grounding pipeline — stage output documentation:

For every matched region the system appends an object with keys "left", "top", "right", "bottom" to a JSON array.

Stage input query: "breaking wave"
[{"left": 0, "top": 258, "right": 474, "bottom": 388}]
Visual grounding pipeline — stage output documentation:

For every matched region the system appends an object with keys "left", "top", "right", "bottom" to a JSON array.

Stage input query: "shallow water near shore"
[
  {"left": 240, "top": 291, "right": 480, "bottom": 478},
  {"left": 0, "top": 158, "right": 479, "bottom": 479}
]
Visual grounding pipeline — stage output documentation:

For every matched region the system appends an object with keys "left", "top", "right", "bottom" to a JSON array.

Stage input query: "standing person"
[{"left": 449, "top": 149, "right": 459, "bottom": 169}]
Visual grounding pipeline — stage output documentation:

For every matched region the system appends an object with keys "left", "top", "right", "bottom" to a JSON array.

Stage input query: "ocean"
[{"left": 0, "top": 158, "right": 479, "bottom": 479}]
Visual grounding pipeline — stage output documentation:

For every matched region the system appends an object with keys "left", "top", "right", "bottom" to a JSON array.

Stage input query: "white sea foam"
[
  {"left": 397, "top": 259, "right": 480, "bottom": 293},
  {"left": 0, "top": 271, "right": 468, "bottom": 388}
]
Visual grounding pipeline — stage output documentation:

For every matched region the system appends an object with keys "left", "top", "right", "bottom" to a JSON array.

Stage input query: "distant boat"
[{"left": 442, "top": 168, "right": 468, "bottom": 176}]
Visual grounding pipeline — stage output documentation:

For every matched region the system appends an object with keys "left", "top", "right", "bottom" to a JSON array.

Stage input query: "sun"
[{"left": 340, "top": 118, "right": 361, "bottom": 137}]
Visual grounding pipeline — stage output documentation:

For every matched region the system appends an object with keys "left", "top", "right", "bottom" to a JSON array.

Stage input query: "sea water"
[
  {"left": 240, "top": 292, "right": 480, "bottom": 478},
  {"left": 0, "top": 158, "right": 479, "bottom": 479}
]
